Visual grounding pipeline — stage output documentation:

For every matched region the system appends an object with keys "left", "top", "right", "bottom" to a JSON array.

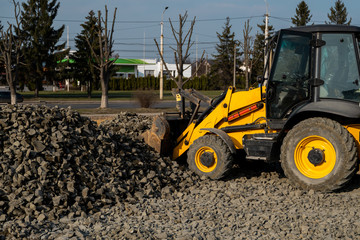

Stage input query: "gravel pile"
[
  {"left": 1, "top": 105, "right": 360, "bottom": 239},
  {"left": 0, "top": 106, "right": 197, "bottom": 239},
  {"left": 4, "top": 163, "right": 360, "bottom": 239}
]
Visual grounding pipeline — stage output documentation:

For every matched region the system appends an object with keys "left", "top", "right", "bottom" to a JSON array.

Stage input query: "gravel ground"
[
  {"left": 4, "top": 163, "right": 360, "bottom": 240},
  {"left": 1, "top": 105, "right": 360, "bottom": 239}
]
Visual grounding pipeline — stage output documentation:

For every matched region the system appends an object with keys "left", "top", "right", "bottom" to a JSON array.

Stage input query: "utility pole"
[
  {"left": 66, "top": 25, "right": 70, "bottom": 50},
  {"left": 143, "top": 32, "right": 146, "bottom": 60},
  {"left": 233, "top": 42, "right": 237, "bottom": 87},
  {"left": 160, "top": 6, "right": 168, "bottom": 100},
  {"left": 196, "top": 36, "right": 198, "bottom": 77},
  {"left": 264, "top": 1, "right": 270, "bottom": 81},
  {"left": 65, "top": 25, "right": 70, "bottom": 92},
  {"left": 143, "top": 32, "right": 146, "bottom": 77}
]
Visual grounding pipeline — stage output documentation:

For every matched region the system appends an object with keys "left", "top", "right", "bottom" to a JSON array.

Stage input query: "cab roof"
[{"left": 285, "top": 24, "right": 360, "bottom": 33}]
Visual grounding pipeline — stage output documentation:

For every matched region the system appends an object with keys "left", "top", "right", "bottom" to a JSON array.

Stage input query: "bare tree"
[
  {"left": 155, "top": 11, "right": 205, "bottom": 89},
  {"left": 0, "top": 0, "right": 23, "bottom": 104},
  {"left": 86, "top": 5, "right": 117, "bottom": 108}
]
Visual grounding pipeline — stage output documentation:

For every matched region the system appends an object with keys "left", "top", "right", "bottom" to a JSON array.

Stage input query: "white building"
[{"left": 113, "top": 58, "right": 192, "bottom": 78}]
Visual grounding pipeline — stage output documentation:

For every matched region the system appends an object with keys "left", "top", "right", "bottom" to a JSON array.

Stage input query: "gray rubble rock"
[
  {"left": 0, "top": 106, "right": 199, "bottom": 239},
  {"left": 2, "top": 106, "right": 360, "bottom": 239}
]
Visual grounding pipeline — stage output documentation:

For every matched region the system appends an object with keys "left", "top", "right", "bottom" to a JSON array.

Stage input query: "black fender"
[
  {"left": 200, "top": 128, "right": 237, "bottom": 154},
  {"left": 285, "top": 99, "right": 360, "bottom": 128}
]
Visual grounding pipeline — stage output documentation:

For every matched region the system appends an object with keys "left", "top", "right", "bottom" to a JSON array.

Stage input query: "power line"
[
  {"left": 269, "top": 16, "right": 292, "bottom": 23},
  {"left": 0, "top": 15, "right": 265, "bottom": 24},
  {"left": 196, "top": 33, "right": 218, "bottom": 39},
  {"left": 195, "top": 15, "right": 264, "bottom": 22},
  {"left": 116, "top": 24, "right": 159, "bottom": 31},
  {"left": 113, "top": 41, "right": 217, "bottom": 46},
  {"left": 114, "top": 47, "right": 216, "bottom": 53},
  {"left": 6, "top": 13, "right": 359, "bottom": 26},
  {"left": 59, "top": 38, "right": 217, "bottom": 46}
]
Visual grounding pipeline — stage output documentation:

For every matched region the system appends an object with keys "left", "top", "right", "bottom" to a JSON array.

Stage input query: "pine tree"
[
  {"left": 211, "top": 17, "right": 240, "bottom": 89},
  {"left": 73, "top": 10, "right": 100, "bottom": 98},
  {"left": 327, "top": 0, "right": 352, "bottom": 25},
  {"left": 20, "top": 0, "right": 65, "bottom": 97},
  {"left": 252, "top": 20, "right": 274, "bottom": 80},
  {"left": 292, "top": 1, "right": 312, "bottom": 26}
]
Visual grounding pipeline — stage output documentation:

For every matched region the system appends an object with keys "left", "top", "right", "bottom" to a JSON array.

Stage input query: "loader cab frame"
[{"left": 264, "top": 25, "right": 360, "bottom": 129}]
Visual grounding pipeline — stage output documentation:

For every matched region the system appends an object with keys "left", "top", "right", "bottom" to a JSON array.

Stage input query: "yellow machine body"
[
  {"left": 171, "top": 86, "right": 360, "bottom": 161},
  {"left": 142, "top": 25, "right": 360, "bottom": 192},
  {"left": 172, "top": 86, "right": 278, "bottom": 159}
]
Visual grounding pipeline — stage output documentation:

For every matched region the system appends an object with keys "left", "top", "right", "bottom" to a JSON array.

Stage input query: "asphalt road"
[
  {"left": 15, "top": 100, "right": 178, "bottom": 110},
  {"left": 9, "top": 99, "right": 211, "bottom": 110}
]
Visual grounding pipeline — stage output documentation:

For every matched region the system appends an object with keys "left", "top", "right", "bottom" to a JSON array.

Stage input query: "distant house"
[
  {"left": 113, "top": 58, "right": 191, "bottom": 79},
  {"left": 113, "top": 59, "right": 148, "bottom": 78},
  {"left": 57, "top": 57, "right": 192, "bottom": 79}
]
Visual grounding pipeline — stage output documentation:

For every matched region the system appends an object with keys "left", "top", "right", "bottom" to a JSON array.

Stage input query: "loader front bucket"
[{"left": 141, "top": 115, "right": 171, "bottom": 155}]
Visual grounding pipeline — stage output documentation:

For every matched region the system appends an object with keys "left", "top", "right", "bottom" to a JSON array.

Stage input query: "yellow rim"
[
  {"left": 195, "top": 147, "right": 217, "bottom": 173},
  {"left": 294, "top": 135, "right": 336, "bottom": 179}
]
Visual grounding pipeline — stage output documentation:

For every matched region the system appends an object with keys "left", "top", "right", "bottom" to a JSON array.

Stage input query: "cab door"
[{"left": 267, "top": 30, "right": 313, "bottom": 119}]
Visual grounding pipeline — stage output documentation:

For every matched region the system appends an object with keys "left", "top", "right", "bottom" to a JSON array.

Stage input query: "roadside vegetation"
[
  {"left": 0, "top": 0, "right": 353, "bottom": 106},
  {"left": 20, "top": 90, "right": 224, "bottom": 101}
]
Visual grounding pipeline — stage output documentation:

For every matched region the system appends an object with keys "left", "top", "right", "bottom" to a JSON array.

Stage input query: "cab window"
[
  {"left": 267, "top": 32, "right": 311, "bottom": 119},
  {"left": 320, "top": 33, "right": 360, "bottom": 101}
]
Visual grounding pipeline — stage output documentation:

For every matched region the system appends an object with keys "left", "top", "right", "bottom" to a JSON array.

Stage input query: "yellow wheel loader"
[{"left": 143, "top": 25, "right": 360, "bottom": 191}]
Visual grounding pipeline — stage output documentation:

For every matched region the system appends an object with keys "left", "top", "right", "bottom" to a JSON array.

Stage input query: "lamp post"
[
  {"left": 264, "top": 0, "right": 270, "bottom": 82},
  {"left": 233, "top": 40, "right": 240, "bottom": 87},
  {"left": 160, "top": 6, "right": 168, "bottom": 100}
]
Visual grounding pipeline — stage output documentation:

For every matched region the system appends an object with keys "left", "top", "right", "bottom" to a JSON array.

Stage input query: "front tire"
[
  {"left": 187, "top": 135, "right": 233, "bottom": 179},
  {"left": 281, "top": 118, "right": 358, "bottom": 192}
]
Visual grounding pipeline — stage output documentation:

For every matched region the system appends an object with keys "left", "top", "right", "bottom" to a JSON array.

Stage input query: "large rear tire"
[
  {"left": 281, "top": 118, "right": 358, "bottom": 192},
  {"left": 187, "top": 135, "right": 233, "bottom": 179}
]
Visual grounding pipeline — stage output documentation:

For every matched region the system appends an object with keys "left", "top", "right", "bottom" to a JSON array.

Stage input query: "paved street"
[
  {"left": 16, "top": 100, "right": 178, "bottom": 110},
  {"left": 5, "top": 99, "right": 211, "bottom": 110}
]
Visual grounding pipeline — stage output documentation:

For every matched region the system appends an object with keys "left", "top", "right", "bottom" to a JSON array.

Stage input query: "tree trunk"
[
  {"left": 66, "top": 79, "right": 70, "bottom": 91},
  {"left": 100, "top": 70, "right": 108, "bottom": 108},
  {"left": 8, "top": 68, "right": 17, "bottom": 105},
  {"left": 100, "top": 92, "right": 108, "bottom": 108},
  {"left": 10, "top": 86, "right": 17, "bottom": 105},
  {"left": 88, "top": 80, "right": 92, "bottom": 99},
  {"left": 53, "top": 80, "right": 57, "bottom": 92},
  {"left": 35, "top": 79, "right": 40, "bottom": 97}
]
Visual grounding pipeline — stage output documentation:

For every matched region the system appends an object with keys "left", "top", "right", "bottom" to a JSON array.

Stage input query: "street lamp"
[
  {"left": 264, "top": 0, "right": 270, "bottom": 82},
  {"left": 160, "top": 6, "right": 168, "bottom": 100},
  {"left": 233, "top": 40, "right": 240, "bottom": 87}
]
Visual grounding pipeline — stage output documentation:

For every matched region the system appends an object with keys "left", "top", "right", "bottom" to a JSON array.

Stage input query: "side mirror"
[
  {"left": 309, "top": 78, "right": 324, "bottom": 87},
  {"left": 257, "top": 76, "right": 268, "bottom": 84}
]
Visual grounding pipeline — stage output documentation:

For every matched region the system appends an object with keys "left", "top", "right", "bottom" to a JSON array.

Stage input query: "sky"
[{"left": 1, "top": 0, "right": 360, "bottom": 63}]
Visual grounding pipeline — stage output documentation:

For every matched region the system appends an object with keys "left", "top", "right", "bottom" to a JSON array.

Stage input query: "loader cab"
[{"left": 265, "top": 25, "right": 360, "bottom": 127}]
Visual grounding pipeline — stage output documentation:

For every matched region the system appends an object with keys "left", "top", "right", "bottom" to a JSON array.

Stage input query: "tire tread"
[
  {"left": 187, "top": 135, "right": 233, "bottom": 179},
  {"left": 281, "top": 117, "right": 358, "bottom": 192}
]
